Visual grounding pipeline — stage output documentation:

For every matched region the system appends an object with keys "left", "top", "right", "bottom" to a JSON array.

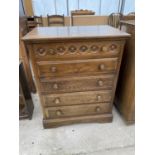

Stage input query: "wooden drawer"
[
  {"left": 43, "top": 90, "right": 112, "bottom": 107},
  {"left": 45, "top": 103, "right": 111, "bottom": 119},
  {"left": 37, "top": 58, "right": 118, "bottom": 78},
  {"left": 40, "top": 75, "right": 114, "bottom": 94},
  {"left": 32, "top": 41, "right": 123, "bottom": 60}
]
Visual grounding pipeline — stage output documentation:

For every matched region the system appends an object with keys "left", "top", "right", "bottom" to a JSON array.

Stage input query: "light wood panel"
[
  {"left": 23, "top": 0, "right": 34, "bottom": 16},
  {"left": 72, "top": 15, "right": 108, "bottom": 26}
]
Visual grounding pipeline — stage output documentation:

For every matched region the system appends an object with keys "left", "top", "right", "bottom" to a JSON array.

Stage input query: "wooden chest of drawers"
[{"left": 23, "top": 25, "right": 130, "bottom": 128}]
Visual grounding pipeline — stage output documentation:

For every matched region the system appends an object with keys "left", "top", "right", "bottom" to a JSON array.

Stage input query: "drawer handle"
[
  {"left": 56, "top": 110, "right": 63, "bottom": 116},
  {"left": 97, "top": 95, "right": 102, "bottom": 101},
  {"left": 53, "top": 83, "right": 58, "bottom": 89},
  {"left": 51, "top": 66, "right": 57, "bottom": 73},
  {"left": 54, "top": 98, "right": 60, "bottom": 104},
  {"left": 98, "top": 80, "right": 104, "bottom": 87},
  {"left": 99, "top": 64, "right": 105, "bottom": 71},
  {"left": 96, "top": 106, "right": 101, "bottom": 112}
]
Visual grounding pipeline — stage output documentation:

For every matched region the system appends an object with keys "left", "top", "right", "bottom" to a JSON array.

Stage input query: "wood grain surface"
[{"left": 23, "top": 25, "right": 129, "bottom": 128}]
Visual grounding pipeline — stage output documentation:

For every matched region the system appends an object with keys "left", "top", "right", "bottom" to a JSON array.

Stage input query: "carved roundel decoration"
[
  {"left": 91, "top": 45, "right": 99, "bottom": 52},
  {"left": 48, "top": 48, "right": 55, "bottom": 55},
  {"left": 80, "top": 45, "right": 88, "bottom": 52},
  {"left": 37, "top": 48, "right": 46, "bottom": 56},
  {"left": 101, "top": 46, "right": 108, "bottom": 52},
  {"left": 69, "top": 45, "right": 76, "bottom": 53},
  {"left": 110, "top": 44, "right": 117, "bottom": 50},
  {"left": 57, "top": 46, "right": 66, "bottom": 54}
]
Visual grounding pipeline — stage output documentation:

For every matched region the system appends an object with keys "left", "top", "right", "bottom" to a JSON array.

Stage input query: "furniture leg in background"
[{"left": 19, "top": 61, "right": 34, "bottom": 120}]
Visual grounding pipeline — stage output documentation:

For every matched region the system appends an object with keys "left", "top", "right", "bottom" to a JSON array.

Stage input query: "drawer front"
[
  {"left": 45, "top": 103, "right": 111, "bottom": 119},
  {"left": 43, "top": 90, "right": 112, "bottom": 107},
  {"left": 32, "top": 41, "right": 123, "bottom": 60},
  {"left": 37, "top": 58, "right": 118, "bottom": 78},
  {"left": 40, "top": 75, "right": 114, "bottom": 94}
]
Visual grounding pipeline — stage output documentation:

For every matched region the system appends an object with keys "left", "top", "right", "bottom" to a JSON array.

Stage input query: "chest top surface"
[{"left": 22, "top": 25, "right": 130, "bottom": 41}]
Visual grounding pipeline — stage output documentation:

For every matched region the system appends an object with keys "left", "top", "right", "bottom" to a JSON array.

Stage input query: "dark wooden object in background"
[
  {"left": 115, "top": 20, "right": 135, "bottom": 124},
  {"left": 19, "top": 61, "right": 34, "bottom": 119},
  {"left": 23, "top": 25, "right": 130, "bottom": 128},
  {"left": 121, "top": 12, "right": 135, "bottom": 21},
  {"left": 19, "top": 0, "right": 36, "bottom": 93},
  {"left": 47, "top": 14, "right": 65, "bottom": 26},
  {"left": 34, "top": 15, "right": 43, "bottom": 26},
  {"left": 26, "top": 16, "right": 36, "bottom": 31},
  {"left": 26, "top": 15, "right": 43, "bottom": 32},
  {"left": 108, "top": 13, "right": 123, "bottom": 28}
]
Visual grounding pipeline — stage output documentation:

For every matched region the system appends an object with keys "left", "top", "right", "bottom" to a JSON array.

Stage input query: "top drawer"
[{"left": 32, "top": 40, "right": 123, "bottom": 60}]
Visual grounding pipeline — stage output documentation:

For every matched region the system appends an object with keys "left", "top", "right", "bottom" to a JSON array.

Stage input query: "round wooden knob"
[
  {"left": 97, "top": 95, "right": 102, "bottom": 101},
  {"left": 75, "top": 68, "right": 79, "bottom": 73},
  {"left": 96, "top": 106, "right": 101, "bottom": 112},
  {"left": 53, "top": 83, "right": 58, "bottom": 89},
  {"left": 98, "top": 80, "right": 104, "bottom": 86},
  {"left": 56, "top": 110, "right": 62, "bottom": 116},
  {"left": 54, "top": 98, "right": 60, "bottom": 104},
  {"left": 99, "top": 64, "right": 105, "bottom": 71},
  {"left": 51, "top": 66, "right": 57, "bottom": 73}
]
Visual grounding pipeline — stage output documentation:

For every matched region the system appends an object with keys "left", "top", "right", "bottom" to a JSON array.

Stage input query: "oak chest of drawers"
[{"left": 23, "top": 25, "right": 130, "bottom": 128}]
